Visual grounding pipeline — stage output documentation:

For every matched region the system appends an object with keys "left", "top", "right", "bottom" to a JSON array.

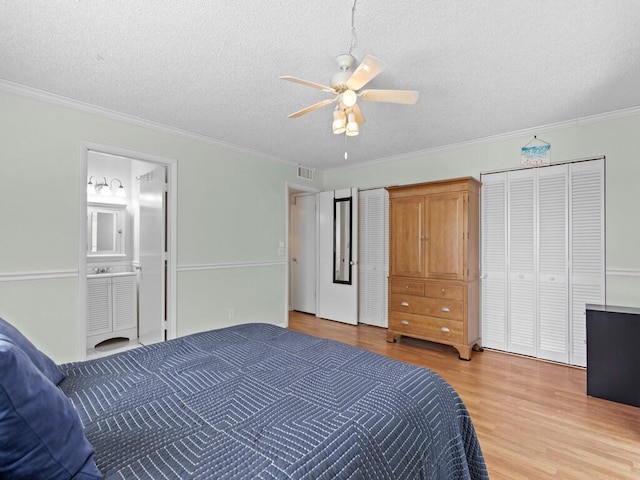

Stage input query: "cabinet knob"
[
  {"left": 401, "top": 302, "right": 409, "bottom": 307},
  {"left": 405, "top": 285, "right": 409, "bottom": 290},
  {"left": 441, "top": 288, "right": 446, "bottom": 294},
  {"left": 441, "top": 327, "right": 450, "bottom": 333},
  {"left": 440, "top": 307, "right": 450, "bottom": 312},
  {"left": 401, "top": 320, "right": 409, "bottom": 325}
]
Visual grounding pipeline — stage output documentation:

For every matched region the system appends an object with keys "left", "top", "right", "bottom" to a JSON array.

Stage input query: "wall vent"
[{"left": 297, "top": 165, "right": 314, "bottom": 181}]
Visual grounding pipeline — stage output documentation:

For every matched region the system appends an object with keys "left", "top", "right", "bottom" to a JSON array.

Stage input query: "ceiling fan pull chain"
[{"left": 344, "top": 134, "right": 348, "bottom": 160}]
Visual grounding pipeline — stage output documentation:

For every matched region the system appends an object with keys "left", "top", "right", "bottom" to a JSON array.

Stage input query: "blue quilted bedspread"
[{"left": 60, "top": 323, "right": 488, "bottom": 479}]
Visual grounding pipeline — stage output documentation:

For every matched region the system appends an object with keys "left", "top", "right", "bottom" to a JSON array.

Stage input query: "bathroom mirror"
[
  {"left": 87, "top": 203, "right": 125, "bottom": 256},
  {"left": 333, "top": 196, "right": 352, "bottom": 284}
]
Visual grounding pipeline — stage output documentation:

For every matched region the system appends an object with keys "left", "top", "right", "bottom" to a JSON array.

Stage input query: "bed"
[{"left": 1, "top": 319, "right": 488, "bottom": 479}]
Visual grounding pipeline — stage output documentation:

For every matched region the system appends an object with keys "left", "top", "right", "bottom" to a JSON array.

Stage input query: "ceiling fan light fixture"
[
  {"left": 345, "top": 112, "right": 359, "bottom": 136},
  {"left": 332, "top": 109, "right": 347, "bottom": 134},
  {"left": 341, "top": 89, "right": 357, "bottom": 107}
]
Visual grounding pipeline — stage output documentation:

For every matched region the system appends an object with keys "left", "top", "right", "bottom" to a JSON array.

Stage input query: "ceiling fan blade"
[
  {"left": 346, "top": 55, "right": 386, "bottom": 91},
  {"left": 287, "top": 98, "right": 336, "bottom": 118},
  {"left": 280, "top": 76, "right": 335, "bottom": 93},
  {"left": 360, "top": 89, "right": 419, "bottom": 105},
  {"left": 352, "top": 104, "right": 366, "bottom": 124}
]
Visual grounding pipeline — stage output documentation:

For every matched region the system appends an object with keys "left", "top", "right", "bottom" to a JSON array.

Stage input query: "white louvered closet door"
[
  {"left": 358, "top": 189, "right": 389, "bottom": 327},
  {"left": 480, "top": 173, "right": 507, "bottom": 350},
  {"left": 508, "top": 169, "right": 536, "bottom": 357},
  {"left": 537, "top": 165, "right": 569, "bottom": 363},
  {"left": 569, "top": 159, "right": 605, "bottom": 367},
  {"left": 481, "top": 158, "right": 604, "bottom": 366}
]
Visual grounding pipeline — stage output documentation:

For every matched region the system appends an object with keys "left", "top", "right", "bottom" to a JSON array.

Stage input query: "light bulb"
[
  {"left": 332, "top": 109, "right": 346, "bottom": 134},
  {"left": 341, "top": 89, "right": 357, "bottom": 107},
  {"left": 345, "top": 112, "right": 359, "bottom": 136}
]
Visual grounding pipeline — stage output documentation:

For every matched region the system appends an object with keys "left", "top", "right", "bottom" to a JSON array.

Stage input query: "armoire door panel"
[
  {"left": 425, "top": 192, "right": 464, "bottom": 279},
  {"left": 389, "top": 195, "right": 424, "bottom": 277}
]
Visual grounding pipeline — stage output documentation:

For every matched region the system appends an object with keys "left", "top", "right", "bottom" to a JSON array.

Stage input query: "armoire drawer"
[
  {"left": 390, "top": 293, "right": 464, "bottom": 320},
  {"left": 423, "top": 283, "right": 464, "bottom": 301},
  {"left": 390, "top": 279, "right": 425, "bottom": 296},
  {"left": 389, "top": 312, "right": 464, "bottom": 344}
]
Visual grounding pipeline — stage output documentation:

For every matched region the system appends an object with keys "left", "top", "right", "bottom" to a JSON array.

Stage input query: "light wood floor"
[{"left": 288, "top": 311, "right": 640, "bottom": 480}]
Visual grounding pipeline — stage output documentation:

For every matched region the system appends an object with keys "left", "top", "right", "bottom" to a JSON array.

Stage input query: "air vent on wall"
[{"left": 297, "top": 166, "right": 314, "bottom": 181}]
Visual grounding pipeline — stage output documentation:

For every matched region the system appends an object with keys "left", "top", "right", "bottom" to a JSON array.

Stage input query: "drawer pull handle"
[
  {"left": 401, "top": 302, "right": 409, "bottom": 307},
  {"left": 405, "top": 285, "right": 409, "bottom": 290},
  {"left": 441, "top": 327, "right": 450, "bottom": 333},
  {"left": 401, "top": 320, "right": 409, "bottom": 325},
  {"left": 441, "top": 289, "right": 446, "bottom": 294},
  {"left": 440, "top": 307, "right": 450, "bottom": 312}
]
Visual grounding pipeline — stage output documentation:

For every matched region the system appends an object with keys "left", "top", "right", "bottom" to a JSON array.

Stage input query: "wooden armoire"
[{"left": 386, "top": 177, "right": 481, "bottom": 360}]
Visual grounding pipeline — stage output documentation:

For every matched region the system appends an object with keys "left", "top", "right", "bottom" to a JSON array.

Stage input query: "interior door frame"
[
  {"left": 79, "top": 142, "right": 177, "bottom": 359},
  {"left": 285, "top": 182, "right": 320, "bottom": 324}
]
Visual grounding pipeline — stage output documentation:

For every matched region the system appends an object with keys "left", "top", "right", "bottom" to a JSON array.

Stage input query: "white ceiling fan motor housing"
[{"left": 331, "top": 54, "right": 356, "bottom": 90}]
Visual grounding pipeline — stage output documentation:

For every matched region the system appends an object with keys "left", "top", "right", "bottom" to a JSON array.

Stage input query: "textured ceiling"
[{"left": 2, "top": 1, "right": 640, "bottom": 171}]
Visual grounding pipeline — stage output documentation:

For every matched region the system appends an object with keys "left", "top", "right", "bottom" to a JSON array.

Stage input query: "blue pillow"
[
  {"left": 0, "top": 316, "right": 65, "bottom": 385},
  {"left": 0, "top": 335, "right": 102, "bottom": 479}
]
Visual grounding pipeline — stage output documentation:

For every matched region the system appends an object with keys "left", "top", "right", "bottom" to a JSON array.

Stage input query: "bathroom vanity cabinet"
[{"left": 87, "top": 272, "right": 137, "bottom": 349}]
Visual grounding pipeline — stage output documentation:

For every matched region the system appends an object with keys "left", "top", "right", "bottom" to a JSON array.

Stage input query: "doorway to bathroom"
[{"left": 80, "top": 144, "right": 177, "bottom": 359}]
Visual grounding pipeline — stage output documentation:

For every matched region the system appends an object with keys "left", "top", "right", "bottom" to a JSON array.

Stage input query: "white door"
[
  {"left": 358, "top": 189, "right": 389, "bottom": 327},
  {"left": 138, "top": 166, "right": 166, "bottom": 346},
  {"left": 537, "top": 165, "right": 569, "bottom": 363},
  {"left": 508, "top": 169, "right": 536, "bottom": 357},
  {"left": 480, "top": 172, "right": 507, "bottom": 350},
  {"left": 291, "top": 194, "right": 316, "bottom": 314},
  {"left": 569, "top": 159, "right": 605, "bottom": 367},
  {"left": 317, "top": 188, "right": 358, "bottom": 325}
]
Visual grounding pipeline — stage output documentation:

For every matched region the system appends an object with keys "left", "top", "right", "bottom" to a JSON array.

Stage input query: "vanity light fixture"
[
  {"left": 88, "top": 176, "right": 126, "bottom": 197},
  {"left": 87, "top": 176, "right": 96, "bottom": 194},
  {"left": 110, "top": 179, "right": 126, "bottom": 198},
  {"left": 95, "top": 177, "right": 111, "bottom": 196}
]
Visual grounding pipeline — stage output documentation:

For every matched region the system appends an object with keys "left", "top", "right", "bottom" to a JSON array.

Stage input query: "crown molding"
[
  {"left": 0, "top": 79, "right": 295, "bottom": 167},
  {"left": 325, "top": 104, "right": 640, "bottom": 173}
]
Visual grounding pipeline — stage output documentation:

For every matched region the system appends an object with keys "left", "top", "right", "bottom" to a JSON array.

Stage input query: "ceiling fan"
[{"left": 280, "top": 54, "right": 419, "bottom": 136}]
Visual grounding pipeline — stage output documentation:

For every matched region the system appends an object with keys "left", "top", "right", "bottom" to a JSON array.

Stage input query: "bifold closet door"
[
  {"left": 569, "top": 159, "right": 605, "bottom": 367},
  {"left": 537, "top": 165, "right": 569, "bottom": 363},
  {"left": 358, "top": 189, "right": 389, "bottom": 327},
  {"left": 507, "top": 169, "right": 536, "bottom": 357},
  {"left": 480, "top": 173, "right": 507, "bottom": 350},
  {"left": 481, "top": 159, "right": 605, "bottom": 366}
]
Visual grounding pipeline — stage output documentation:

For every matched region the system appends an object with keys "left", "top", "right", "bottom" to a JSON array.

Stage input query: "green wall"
[
  {"left": 0, "top": 88, "right": 320, "bottom": 363},
  {"left": 2, "top": 84, "right": 638, "bottom": 364},
  {"left": 324, "top": 112, "right": 640, "bottom": 309}
]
